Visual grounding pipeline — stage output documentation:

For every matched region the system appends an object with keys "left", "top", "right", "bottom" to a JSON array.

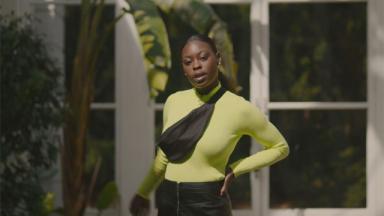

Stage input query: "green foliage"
[
  {"left": 61, "top": 0, "right": 124, "bottom": 215},
  {"left": 96, "top": 181, "right": 119, "bottom": 212},
  {"left": 0, "top": 13, "right": 63, "bottom": 216},
  {"left": 269, "top": 3, "right": 367, "bottom": 208},
  {"left": 127, "top": 0, "right": 240, "bottom": 97},
  {"left": 42, "top": 192, "right": 57, "bottom": 216},
  {"left": 270, "top": 110, "right": 366, "bottom": 208},
  {"left": 270, "top": 3, "right": 366, "bottom": 102},
  {"left": 170, "top": 0, "right": 240, "bottom": 92},
  {"left": 126, "top": 0, "right": 171, "bottom": 97}
]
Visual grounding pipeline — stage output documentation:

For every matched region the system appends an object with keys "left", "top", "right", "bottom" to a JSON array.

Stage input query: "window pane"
[
  {"left": 269, "top": 110, "right": 366, "bottom": 208},
  {"left": 269, "top": 3, "right": 366, "bottom": 102},
  {"left": 65, "top": 5, "right": 115, "bottom": 103},
  {"left": 86, "top": 110, "right": 115, "bottom": 207}
]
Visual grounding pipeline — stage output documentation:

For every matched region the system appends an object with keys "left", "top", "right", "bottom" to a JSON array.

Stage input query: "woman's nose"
[{"left": 192, "top": 60, "right": 201, "bottom": 70}]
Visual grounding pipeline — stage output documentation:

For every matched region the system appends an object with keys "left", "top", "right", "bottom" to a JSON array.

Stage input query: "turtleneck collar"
[{"left": 194, "top": 82, "right": 222, "bottom": 102}]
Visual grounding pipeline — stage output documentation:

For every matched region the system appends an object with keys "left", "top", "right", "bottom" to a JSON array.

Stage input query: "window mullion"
[{"left": 269, "top": 102, "right": 368, "bottom": 110}]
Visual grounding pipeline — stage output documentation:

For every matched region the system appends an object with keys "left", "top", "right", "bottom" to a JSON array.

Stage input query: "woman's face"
[{"left": 181, "top": 40, "right": 219, "bottom": 92}]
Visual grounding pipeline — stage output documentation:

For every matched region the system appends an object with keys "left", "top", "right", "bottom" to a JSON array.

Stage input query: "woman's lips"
[{"left": 193, "top": 73, "right": 207, "bottom": 83}]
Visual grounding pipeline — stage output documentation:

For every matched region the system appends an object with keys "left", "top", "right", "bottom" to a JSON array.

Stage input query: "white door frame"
[{"left": 250, "top": 0, "right": 384, "bottom": 216}]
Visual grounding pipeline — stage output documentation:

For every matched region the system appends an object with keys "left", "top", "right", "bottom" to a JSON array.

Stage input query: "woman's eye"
[
  {"left": 200, "top": 55, "right": 208, "bottom": 61},
  {"left": 183, "top": 60, "right": 191, "bottom": 65}
]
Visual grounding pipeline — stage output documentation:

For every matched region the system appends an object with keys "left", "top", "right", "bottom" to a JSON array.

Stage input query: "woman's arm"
[
  {"left": 136, "top": 149, "right": 168, "bottom": 198},
  {"left": 229, "top": 101, "right": 290, "bottom": 177}
]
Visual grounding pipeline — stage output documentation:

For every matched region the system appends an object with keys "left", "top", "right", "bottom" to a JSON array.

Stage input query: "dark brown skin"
[
  {"left": 129, "top": 39, "right": 235, "bottom": 215},
  {"left": 181, "top": 40, "right": 220, "bottom": 94},
  {"left": 129, "top": 194, "right": 149, "bottom": 216}
]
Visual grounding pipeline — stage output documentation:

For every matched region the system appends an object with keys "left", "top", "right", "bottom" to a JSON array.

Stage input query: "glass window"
[
  {"left": 269, "top": 3, "right": 367, "bottom": 102},
  {"left": 270, "top": 110, "right": 366, "bottom": 208},
  {"left": 268, "top": 2, "right": 367, "bottom": 209}
]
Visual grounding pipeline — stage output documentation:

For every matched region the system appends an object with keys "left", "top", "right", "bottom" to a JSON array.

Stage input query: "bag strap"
[{"left": 157, "top": 87, "right": 227, "bottom": 163}]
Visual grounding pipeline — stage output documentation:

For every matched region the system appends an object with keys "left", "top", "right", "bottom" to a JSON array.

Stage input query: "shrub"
[{"left": 0, "top": 13, "right": 63, "bottom": 216}]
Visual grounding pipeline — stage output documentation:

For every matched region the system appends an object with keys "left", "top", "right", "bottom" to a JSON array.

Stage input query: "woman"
[{"left": 130, "top": 35, "right": 289, "bottom": 216}]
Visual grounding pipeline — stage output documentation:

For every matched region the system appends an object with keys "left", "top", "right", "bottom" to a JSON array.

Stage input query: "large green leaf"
[
  {"left": 126, "top": 0, "right": 171, "bottom": 97},
  {"left": 96, "top": 181, "right": 119, "bottom": 211}
]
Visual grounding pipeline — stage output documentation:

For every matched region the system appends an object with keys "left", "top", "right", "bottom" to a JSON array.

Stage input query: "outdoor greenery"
[
  {"left": 64, "top": 5, "right": 116, "bottom": 209},
  {"left": 127, "top": 0, "right": 240, "bottom": 97},
  {"left": 61, "top": 0, "right": 123, "bottom": 215},
  {"left": 0, "top": 13, "right": 63, "bottom": 215},
  {"left": 269, "top": 3, "right": 366, "bottom": 102},
  {"left": 269, "top": 3, "right": 367, "bottom": 208}
]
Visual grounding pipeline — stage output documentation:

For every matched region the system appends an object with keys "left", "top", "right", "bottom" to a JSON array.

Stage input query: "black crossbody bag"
[{"left": 158, "top": 87, "right": 227, "bottom": 163}]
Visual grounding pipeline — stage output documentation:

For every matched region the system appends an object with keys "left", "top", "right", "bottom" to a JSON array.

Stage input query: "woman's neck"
[{"left": 196, "top": 80, "right": 219, "bottom": 95}]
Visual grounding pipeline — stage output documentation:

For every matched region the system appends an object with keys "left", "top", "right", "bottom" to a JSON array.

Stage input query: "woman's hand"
[
  {"left": 129, "top": 194, "right": 150, "bottom": 216},
  {"left": 219, "top": 167, "right": 235, "bottom": 196}
]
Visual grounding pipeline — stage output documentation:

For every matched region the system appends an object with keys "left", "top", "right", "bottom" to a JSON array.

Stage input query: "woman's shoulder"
[
  {"left": 222, "top": 91, "right": 263, "bottom": 115},
  {"left": 222, "top": 91, "right": 250, "bottom": 106},
  {"left": 165, "top": 89, "right": 194, "bottom": 103}
]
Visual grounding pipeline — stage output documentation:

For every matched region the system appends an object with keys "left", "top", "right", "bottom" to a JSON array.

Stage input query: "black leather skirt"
[{"left": 157, "top": 179, "right": 232, "bottom": 216}]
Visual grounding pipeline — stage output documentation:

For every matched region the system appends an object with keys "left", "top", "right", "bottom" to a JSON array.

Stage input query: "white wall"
[{"left": 115, "top": 0, "right": 155, "bottom": 215}]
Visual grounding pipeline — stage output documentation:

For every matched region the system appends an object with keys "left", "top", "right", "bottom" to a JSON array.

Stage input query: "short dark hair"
[
  {"left": 183, "top": 34, "right": 218, "bottom": 54},
  {"left": 181, "top": 34, "right": 239, "bottom": 94}
]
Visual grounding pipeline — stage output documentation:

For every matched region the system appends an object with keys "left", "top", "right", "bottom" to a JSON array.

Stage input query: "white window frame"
[{"left": 251, "top": 0, "right": 384, "bottom": 216}]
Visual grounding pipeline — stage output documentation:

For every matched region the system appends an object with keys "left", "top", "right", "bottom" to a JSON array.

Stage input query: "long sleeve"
[
  {"left": 136, "top": 148, "right": 168, "bottom": 199},
  {"left": 135, "top": 88, "right": 289, "bottom": 185},
  {"left": 229, "top": 101, "right": 290, "bottom": 177},
  {"left": 136, "top": 96, "right": 173, "bottom": 199}
]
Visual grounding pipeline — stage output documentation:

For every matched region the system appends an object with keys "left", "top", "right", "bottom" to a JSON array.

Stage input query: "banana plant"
[
  {"left": 126, "top": 0, "right": 240, "bottom": 96},
  {"left": 126, "top": 0, "right": 172, "bottom": 97},
  {"left": 62, "top": 0, "right": 124, "bottom": 215}
]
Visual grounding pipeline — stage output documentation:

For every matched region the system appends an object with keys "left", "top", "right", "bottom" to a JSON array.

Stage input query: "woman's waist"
[
  {"left": 162, "top": 178, "right": 225, "bottom": 192},
  {"left": 165, "top": 164, "right": 226, "bottom": 182}
]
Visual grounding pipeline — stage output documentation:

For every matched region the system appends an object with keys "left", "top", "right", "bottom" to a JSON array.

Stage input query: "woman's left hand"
[{"left": 220, "top": 168, "right": 235, "bottom": 196}]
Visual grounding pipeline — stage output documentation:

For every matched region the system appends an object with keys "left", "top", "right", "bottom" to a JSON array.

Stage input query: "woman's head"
[{"left": 181, "top": 35, "right": 221, "bottom": 93}]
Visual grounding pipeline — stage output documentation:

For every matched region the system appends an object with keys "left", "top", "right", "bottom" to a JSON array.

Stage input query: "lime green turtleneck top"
[{"left": 137, "top": 83, "right": 289, "bottom": 199}]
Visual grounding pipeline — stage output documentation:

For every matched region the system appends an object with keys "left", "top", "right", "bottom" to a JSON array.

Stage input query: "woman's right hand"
[{"left": 129, "top": 194, "right": 150, "bottom": 216}]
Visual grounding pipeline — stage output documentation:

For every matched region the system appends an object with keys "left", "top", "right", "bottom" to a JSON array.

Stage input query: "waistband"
[{"left": 163, "top": 179, "right": 225, "bottom": 190}]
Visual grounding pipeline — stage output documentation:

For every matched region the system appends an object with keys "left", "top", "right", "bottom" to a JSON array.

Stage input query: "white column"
[
  {"left": 250, "top": 0, "right": 269, "bottom": 215},
  {"left": 367, "top": 0, "right": 384, "bottom": 216},
  {"left": 115, "top": 1, "right": 155, "bottom": 215}
]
